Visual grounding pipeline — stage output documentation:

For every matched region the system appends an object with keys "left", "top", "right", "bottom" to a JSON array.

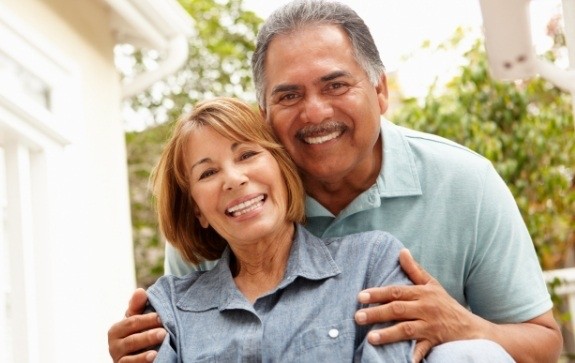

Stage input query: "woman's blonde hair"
[{"left": 152, "top": 97, "right": 305, "bottom": 264}]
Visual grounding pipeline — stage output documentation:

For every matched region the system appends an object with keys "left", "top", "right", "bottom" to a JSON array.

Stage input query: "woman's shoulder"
[
  {"left": 325, "top": 229, "right": 404, "bottom": 249},
  {"left": 147, "top": 271, "right": 206, "bottom": 301},
  {"left": 298, "top": 226, "right": 404, "bottom": 265}
]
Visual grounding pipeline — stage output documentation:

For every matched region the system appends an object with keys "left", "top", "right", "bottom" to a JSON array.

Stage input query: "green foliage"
[
  {"left": 126, "top": 122, "right": 174, "bottom": 287},
  {"left": 391, "top": 35, "right": 575, "bottom": 271},
  {"left": 125, "top": 0, "right": 262, "bottom": 287}
]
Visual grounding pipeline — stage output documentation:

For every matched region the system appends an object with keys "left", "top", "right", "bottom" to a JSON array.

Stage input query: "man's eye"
[
  {"left": 278, "top": 93, "right": 300, "bottom": 106},
  {"left": 326, "top": 82, "right": 349, "bottom": 95}
]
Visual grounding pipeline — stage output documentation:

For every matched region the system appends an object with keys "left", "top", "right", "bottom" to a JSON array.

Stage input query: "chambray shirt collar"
[
  {"left": 176, "top": 224, "right": 340, "bottom": 312},
  {"left": 306, "top": 118, "right": 422, "bottom": 218}
]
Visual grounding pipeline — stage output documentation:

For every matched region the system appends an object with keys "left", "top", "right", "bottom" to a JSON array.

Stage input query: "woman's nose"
[{"left": 222, "top": 167, "right": 248, "bottom": 190}]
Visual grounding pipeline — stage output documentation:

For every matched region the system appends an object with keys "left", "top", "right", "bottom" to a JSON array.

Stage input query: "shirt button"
[{"left": 328, "top": 328, "right": 339, "bottom": 338}]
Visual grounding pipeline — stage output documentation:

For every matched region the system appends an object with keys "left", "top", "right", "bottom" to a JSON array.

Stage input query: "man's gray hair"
[{"left": 251, "top": 0, "right": 386, "bottom": 109}]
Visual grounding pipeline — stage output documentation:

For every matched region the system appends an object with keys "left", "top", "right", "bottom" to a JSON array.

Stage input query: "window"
[
  {"left": 0, "top": 5, "right": 75, "bottom": 362},
  {"left": 0, "top": 146, "right": 12, "bottom": 363}
]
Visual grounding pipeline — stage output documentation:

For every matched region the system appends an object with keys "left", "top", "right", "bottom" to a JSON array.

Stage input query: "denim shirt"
[{"left": 148, "top": 225, "right": 415, "bottom": 362}]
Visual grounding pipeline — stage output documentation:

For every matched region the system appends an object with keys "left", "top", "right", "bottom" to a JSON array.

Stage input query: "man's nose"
[
  {"left": 222, "top": 166, "right": 248, "bottom": 190},
  {"left": 302, "top": 94, "right": 334, "bottom": 124}
]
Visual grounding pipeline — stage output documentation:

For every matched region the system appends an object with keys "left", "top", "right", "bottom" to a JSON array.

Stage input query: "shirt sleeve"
[
  {"left": 153, "top": 334, "right": 179, "bottom": 363},
  {"left": 146, "top": 277, "right": 180, "bottom": 362},
  {"left": 355, "top": 338, "right": 415, "bottom": 362},
  {"left": 164, "top": 243, "right": 219, "bottom": 275},
  {"left": 354, "top": 232, "right": 416, "bottom": 361},
  {"left": 465, "top": 164, "right": 552, "bottom": 322}
]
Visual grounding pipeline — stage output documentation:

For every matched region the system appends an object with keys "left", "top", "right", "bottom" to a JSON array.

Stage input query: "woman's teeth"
[{"left": 226, "top": 195, "right": 265, "bottom": 216}]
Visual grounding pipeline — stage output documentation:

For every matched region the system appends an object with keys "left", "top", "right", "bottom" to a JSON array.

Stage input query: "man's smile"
[{"left": 297, "top": 121, "right": 346, "bottom": 145}]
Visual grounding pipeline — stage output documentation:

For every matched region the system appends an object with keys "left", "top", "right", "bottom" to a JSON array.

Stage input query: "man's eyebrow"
[
  {"left": 270, "top": 84, "right": 301, "bottom": 96},
  {"left": 269, "top": 71, "right": 353, "bottom": 97},
  {"left": 320, "top": 70, "right": 352, "bottom": 83}
]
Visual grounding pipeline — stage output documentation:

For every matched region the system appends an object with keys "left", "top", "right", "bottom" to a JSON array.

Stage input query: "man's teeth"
[
  {"left": 227, "top": 195, "right": 265, "bottom": 216},
  {"left": 304, "top": 130, "right": 342, "bottom": 145}
]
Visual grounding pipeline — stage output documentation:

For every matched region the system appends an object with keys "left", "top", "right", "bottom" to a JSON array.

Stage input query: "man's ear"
[
  {"left": 194, "top": 207, "right": 209, "bottom": 229},
  {"left": 375, "top": 73, "right": 389, "bottom": 115}
]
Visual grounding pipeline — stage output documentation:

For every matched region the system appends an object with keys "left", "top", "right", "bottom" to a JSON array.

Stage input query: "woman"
[{"left": 146, "top": 97, "right": 511, "bottom": 362}]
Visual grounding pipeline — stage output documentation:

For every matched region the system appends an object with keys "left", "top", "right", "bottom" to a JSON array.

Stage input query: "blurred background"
[{"left": 0, "top": 0, "right": 573, "bottom": 362}]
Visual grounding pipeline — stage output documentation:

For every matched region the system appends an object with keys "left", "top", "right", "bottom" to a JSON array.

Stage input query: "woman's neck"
[{"left": 230, "top": 223, "right": 295, "bottom": 303}]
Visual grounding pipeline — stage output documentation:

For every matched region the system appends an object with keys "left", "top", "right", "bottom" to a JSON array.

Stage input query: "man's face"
[{"left": 261, "top": 24, "right": 388, "bottom": 183}]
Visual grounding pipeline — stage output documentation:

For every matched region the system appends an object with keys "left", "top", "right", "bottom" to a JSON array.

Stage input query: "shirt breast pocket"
[{"left": 294, "top": 319, "right": 357, "bottom": 360}]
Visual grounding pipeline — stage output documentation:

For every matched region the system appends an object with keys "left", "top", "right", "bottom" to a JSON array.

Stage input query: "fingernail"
[
  {"left": 157, "top": 329, "right": 166, "bottom": 339},
  {"left": 368, "top": 331, "right": 381, "bottom": 344},
  {"left": 355, "top": 311, "right": 367, "bottom": 323},
  {"left": 145, "top": 351, "right": 157, "bottom": 362},
  {"left": 358, "top": 292, "right": 370, "bottom": 303}
]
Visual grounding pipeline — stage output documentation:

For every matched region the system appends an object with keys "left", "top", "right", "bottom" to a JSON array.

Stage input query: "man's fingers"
[
  {"left": 412, "top": 340, "right": 433, "bottom": 363},
  {"left": 111, "top": 327, "right": 166, "bottom": 363},
  {"left": 364, "top": 321, "right": 425, "bottom": 345},
  {"left": 121, "top": 327, "right": 166, "bottom": 357},
  {"left": 110, "top": 312, "right": 163, "bottom": 339},
  {"left": 357, "top": 284, "right": 420, "bottom": 305},
  {"left": 399, "top": 249, "right": 432, "bottom": 285},
  {"left": 108, "top": 314, "right": 165, "bottom": 362},
  {"left": 117, "top": 350, "right": 158, "bottom": 363},
  {"left": 355, "top": 300, "right": 418, "bottom": 326},
  {"left": 125, "top": 288, "right": 149, "bottom": 317}
]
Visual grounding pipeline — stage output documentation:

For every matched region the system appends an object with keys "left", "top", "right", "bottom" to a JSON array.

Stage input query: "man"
[{"left": 108, "top": 1, "right": 562, "bottom": 362}]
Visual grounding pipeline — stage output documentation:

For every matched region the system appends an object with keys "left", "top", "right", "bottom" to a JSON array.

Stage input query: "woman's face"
[{"left": 187, "top": 126, "right": 291, "bottom": 247}]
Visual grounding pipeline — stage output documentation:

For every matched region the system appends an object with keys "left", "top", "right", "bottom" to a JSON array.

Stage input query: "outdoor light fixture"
[{"left": 478, "top": 0, "right": 575, "bottom": 95}]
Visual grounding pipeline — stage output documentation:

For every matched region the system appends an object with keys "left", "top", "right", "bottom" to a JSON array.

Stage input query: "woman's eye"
[
  {"left": 240, "top": 150, "right": 259, "bottom": 160},
  {"left": 199, "top": 169, "right": 217, "bottom": 180}
]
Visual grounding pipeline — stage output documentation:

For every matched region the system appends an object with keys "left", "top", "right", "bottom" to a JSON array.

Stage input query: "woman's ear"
[{"left": 194, "top": 207, "right": 209, "bottom": 229}]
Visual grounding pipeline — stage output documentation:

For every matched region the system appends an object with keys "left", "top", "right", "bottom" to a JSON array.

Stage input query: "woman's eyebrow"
[
  {"left": 191, "top": 141, "right": 243, "bottom": 171},
  {"left": 190, "top": 157, "right": 211, "bottom": 171}
]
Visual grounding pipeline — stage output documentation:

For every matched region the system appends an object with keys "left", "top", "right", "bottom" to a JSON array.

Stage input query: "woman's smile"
[{"left": 225, "top": 194, "right": 267, "bottom": 217}]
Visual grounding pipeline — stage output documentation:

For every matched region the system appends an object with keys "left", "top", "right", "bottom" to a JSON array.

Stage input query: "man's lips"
[
  {"left": 225, "top": 194, "right": 266, "bottom": 217},
  {"left": 296, "top": 121, "right": 346, "bottom": 145},
  {"left": 303, "top": 130, "right": 343, "bottom": 144}
]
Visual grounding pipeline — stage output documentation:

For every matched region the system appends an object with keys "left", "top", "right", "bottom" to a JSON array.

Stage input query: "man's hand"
[
  {"left": 354, "top": 249, "right": 482, "bottom": 363},
  {"left": 108, "top": 288, "right": 167, "bottom": 363}
]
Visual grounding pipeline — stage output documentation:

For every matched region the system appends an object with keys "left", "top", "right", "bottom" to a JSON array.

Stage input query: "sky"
[
  {"left": 242, "top": 0, "right": 564, "bottom": 96},
  {"left": 242, "top": 0, "right": 483, "bottom": 72}
]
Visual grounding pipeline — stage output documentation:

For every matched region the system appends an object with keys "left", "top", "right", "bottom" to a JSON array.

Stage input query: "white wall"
[{"left": 1, "top": 0, "right": 136, "bottom": 361}]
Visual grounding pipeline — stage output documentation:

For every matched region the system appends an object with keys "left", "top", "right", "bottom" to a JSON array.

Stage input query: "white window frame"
[{"left": 0, "top": 4, "right": 79, "bottom": 363}]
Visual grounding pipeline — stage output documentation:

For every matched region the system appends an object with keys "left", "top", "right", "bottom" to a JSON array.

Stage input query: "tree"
[
  {"left": 123, "top": 0, "right": 262, "bottom": 287},
  {"left": 390, "top": 28, "right": 575, "bottom": 271}
]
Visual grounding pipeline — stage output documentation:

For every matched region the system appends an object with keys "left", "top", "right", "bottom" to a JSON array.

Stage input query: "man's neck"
[{"left": 303, "top": 143, "right": 383, "bottom": 216}]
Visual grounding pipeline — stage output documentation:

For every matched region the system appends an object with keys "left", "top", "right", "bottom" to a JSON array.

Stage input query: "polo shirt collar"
[
  {"left": 305, "top": 118, "right": 422, "bottom": 217},
  {"left": 176, "top": 225, "right": 340, "bottom": 312},
  {"left": 378, "top": 118, "right": 422, "bottom": 197}
]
